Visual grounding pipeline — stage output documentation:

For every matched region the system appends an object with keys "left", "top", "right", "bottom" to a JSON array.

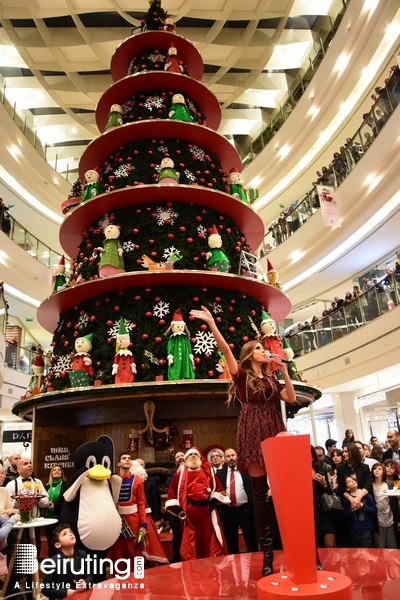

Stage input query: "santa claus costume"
[{"left": 166, "top": 448, "right": 229, "bottom": 561}]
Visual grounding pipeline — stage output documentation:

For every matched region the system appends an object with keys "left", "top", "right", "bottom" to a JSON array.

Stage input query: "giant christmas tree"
[{"left": 15, "top": 3, "right": 303, "bottom": 471}]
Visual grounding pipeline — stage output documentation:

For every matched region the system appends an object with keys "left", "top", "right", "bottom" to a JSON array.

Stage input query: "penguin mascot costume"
[{"left": 60, "top": 442, "right": 122, "bottom": 581}]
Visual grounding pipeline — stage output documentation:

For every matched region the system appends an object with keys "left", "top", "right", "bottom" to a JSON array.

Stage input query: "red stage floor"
[{"left": 74, "top": 548, "right": 400, "bottom": 599}]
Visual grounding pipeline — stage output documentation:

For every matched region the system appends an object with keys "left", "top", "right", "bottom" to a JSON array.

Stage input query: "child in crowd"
[
  {"left": 371, "top": 463, "right": 398, "bottom": 549},
  {"left": 343, "top": 476, "right": 376, "bottom": 548},
  {"left": 42, "top": 525, "right": 93, "bottom": 598}
]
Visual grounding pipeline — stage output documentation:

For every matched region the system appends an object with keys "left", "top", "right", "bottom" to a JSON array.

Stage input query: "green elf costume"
[
  {"left": 53, "top": 255, "right": 67, "bottom": 292},
  {"left": 206, "top": 224, "right": 230, "bottom": 272},
  {"left": 166, "top": 309, "right": 195, "bottom": 380},
  {"left": 168, "top": 94, "right": 194, "bottom": 123},
  {"left": 69, "top": 333, "right": 95, "bottom": 387}
]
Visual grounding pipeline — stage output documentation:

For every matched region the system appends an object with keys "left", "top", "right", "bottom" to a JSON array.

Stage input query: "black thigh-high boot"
[{"left": 251, "top": 475, "right": 274, "bottom": 576}]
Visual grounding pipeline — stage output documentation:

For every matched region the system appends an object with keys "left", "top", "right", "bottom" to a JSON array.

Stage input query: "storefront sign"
[
  {"left": 353, "top": 391, "right": 386, "bottom": 411},
  {"left": 3, "top": 430, "right": 32, "bottom": 443}
]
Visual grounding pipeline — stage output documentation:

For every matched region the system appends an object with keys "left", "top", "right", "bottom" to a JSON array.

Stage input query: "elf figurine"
[
  {"left": 259, "top": 310, "right": 286, "bottom": 374},
  {"left": 168, "top": 94, "right": 194, "bottom": 123},
  {"left": 206, "top": 224, "right": 230, "bottom": 272},
  {"left": 69, "top": 334, "right": 95, "bottom": 387},
  {"left": 23, "top": 354, "right": 45, "bottom": 398},
  {"left": 112, "top": 318, "right": 137, "bottom": 384},
  {"left": 266, "top": 258, "right": 280, "bottom": 289},
  {"left": 229, "top": 167, "right": 248, "bottom": 204},
  {"left": 164, "top": 309, "right": 195, "bottom": 381},
  {"left": 53, "top": 255, "right": 67, "bottom": 292},
  {"left": 157, "top": 157, "right": 180, "bottom": 185},
  {"left": 164, "top": 17, "right": 175, "bottom": 32},
  {"left": 104, "top": 104, "right": 124, "bottom": 131},
  {"left": 282, "top": 337, "right": 303, "bottom": 382},
  {"left": 97, "top": 224, "right": 125, "bottom": 277},
  {"left": 164, "top": 43, "right": 183, "bottom": 74},
  {"left": 80, "top": 169, "right": 103, "bottom": 204}
]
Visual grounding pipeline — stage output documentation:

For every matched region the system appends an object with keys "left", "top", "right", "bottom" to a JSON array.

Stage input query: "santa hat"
[
  {"left": 171, "top": 308, "right": 185, "bottom": 325},
  {"left": 168, "top": 42, "right": 177, "bottom": 54},
  {"left": 33, "top": 354, "right": 45, "bottom": 368},
  {"left": 183, "top": 447, "right": 202, "bottom": 461},
  {"left": 267, "top": 258, "right": 277, "bottom": 274},
  {"left": 85, "top": 167, "right": 101, "bottom": 178},
  {"left": 229, "top": 166, "right": 240, "bottom": 174},
  {"left": 260, "top": 310, "right": 274, "bottom": 326},
  {"left": 209, "top": 224, "right": 219, "bottom": 236},
  {"left": 58, "top": 255, "right": 65, "bottom": 266},
  {"left": 117, "top": 317, "right": 129, "bottom": 338}
]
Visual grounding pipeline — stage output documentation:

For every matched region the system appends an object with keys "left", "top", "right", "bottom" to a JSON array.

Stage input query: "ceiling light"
[
  {"left": 277, "top": 145, "right": 290, "bottom": 159},
  {"left": 3, "top": 283, "right": 41, "bottom": 308},
  {"left": 364, "top": 173, "right": 374, "bottom": 185},
  {"left": 71, "top": 127, "right": 77, "bottom": 134}
]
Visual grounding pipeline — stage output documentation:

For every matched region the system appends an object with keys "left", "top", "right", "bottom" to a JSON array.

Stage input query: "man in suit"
[
  {"left": 383, "top": 430, "right": 400, "bottom": 465},
  {"left": 136, "top": 457, "right": 162, "bottom": 526},
  {"left": 216, "top": 448, "right": 258, "bottom": 555}
]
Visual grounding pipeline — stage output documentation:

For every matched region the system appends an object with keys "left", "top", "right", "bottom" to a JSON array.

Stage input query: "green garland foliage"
[
  {"left": 120, "top": 88, "right": 205, "bottom": 125},
  {"left": 72, "top": 201, "right": 249, "bottom": 281},
  {"left": 47, "top": 284, "right": 263, "bottom": 390},
  {"left": 98, "top": 136, "right": 227, "bottom": 192}
]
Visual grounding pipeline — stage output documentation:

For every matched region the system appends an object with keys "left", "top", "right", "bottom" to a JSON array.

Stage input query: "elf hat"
[
  {"left": 267, "top": 258, "right": 277, "bottom": 274},
  {"left": 85, "top": 167, "right": 101, "bottom": 178},
  {"left": 33, "top": 354, "right": 45, "bottom": 368},
  {"left": 168, "top": 42, "right": 177, "bottom": 54},
  {"left": 229, "top": 166, "right": 240, "bottom": 174},
  {"left": 260, "top": 310, "right": 274, "bottom": 326},
  {"left": 78, "top": 333, "right": 93, "bottom": 349},
  {"left": 117, "top": 317, "right": 129, "bottom": 338},
  {"left": 171, "top": 308, "right": 185, "bottom": 325},
  {"left": 282, "top": 337, "right": 290, "bottom": 350},
  {"left": 58, "top": 255, "right": 65, "bottom": 266},
  {"left": 209, "top": 224, "right": 219, "bottom": 236}
]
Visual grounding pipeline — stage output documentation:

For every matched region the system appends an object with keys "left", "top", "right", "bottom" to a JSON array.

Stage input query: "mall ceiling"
[{"left": 0, "top": 0, "right": 339, "bottom": 174}]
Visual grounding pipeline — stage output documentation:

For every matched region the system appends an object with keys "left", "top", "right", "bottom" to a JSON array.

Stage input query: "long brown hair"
[{"left": 227, "top": 340, "right": 273, "bottom": 405}]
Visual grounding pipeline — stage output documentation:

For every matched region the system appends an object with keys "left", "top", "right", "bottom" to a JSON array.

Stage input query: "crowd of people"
[
  {"left": 287, "top": 258, "right": 400, "bottom": 355},
  {"left": 265, "top": 65, "right": 400, "bottom": 250},
  {"left": 0, "top": 426, "right": 399, "bottom": 596}
]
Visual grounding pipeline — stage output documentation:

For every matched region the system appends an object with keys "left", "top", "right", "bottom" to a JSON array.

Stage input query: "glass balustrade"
[
  {"left": 4, "top": 341, "right": 50, "bottom": 376},
  {"left": 0, "top": 210, "right": 62, "bottom": 268},
  {"left": 286, "top": 274, "right": 399, "bottom": 358},
  {"left": 261, "top": 68, "right": 400, "bottom": 256}
]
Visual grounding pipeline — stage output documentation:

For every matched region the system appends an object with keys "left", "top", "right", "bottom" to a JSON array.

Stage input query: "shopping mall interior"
[{"left": 0, "top": 1, "right": 399, "bottom": 594}]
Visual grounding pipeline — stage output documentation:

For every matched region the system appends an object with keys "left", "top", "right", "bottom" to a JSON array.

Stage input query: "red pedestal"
[{"left": 258, "top": 434, "right": 353, "bottom": 600}]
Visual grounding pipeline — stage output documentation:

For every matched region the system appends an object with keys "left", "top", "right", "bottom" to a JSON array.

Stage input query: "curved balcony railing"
[
  {"left": 260, "top": 68, "right": 400, "bottom": 257},
  {"left": 0, "top": 208, "right": 63, "bottom": 268},
  {"left": 286, "top": 273, "right": 399, "bottom": 357}
]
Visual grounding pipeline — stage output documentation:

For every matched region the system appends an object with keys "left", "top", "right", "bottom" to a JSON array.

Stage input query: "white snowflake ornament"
[
  {"left": 153, "top": 301, "right": 170, "bottom": 318},
  {"left": 193, "top": 330, "right": 217, "bottom": 355},
  {"left": 156, "top": 206, "right": 179, "bottom": 226}
]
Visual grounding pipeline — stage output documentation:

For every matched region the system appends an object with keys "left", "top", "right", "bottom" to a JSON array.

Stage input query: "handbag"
[
  {"left": 321, "top": 492, "right": 343, "bottom": 513},
  {"left": 0, "top": 552, "right": 8, "bottom": 576}
]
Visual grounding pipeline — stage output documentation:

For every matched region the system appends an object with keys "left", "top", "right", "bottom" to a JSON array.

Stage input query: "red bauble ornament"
[
  {"left": 142, "top": 334, "right": 149, "bottom": 340},
  {"left": 235, "top": 317, "right": 242, "bottom": 323},
  {"left": 149, "top": 239, "right": 155, "bottom": 245},
  {"left": 135, "top": 295, "right": 141, "bottom": 301},
  {"left": 242, "top": 336, "right": 249, "bottom": 343},
  {"left": 229, "top": 343, "right": 235, "bottom": 350},
  {"left": 63, "top": 341, "right": 70, "bottom": 347},
  {"left": 193, "top": 296, "right": 199, "bottom": 302},
  {"left": 190, "top": 338, "right": 197, "bottom": 344},
  {"left": 61, "top": 371, "right": 67, "bottom": 378},
  {"left": 133, "top": 228, "right": 139, "bottom": 234},
  {"left": 194, "top": 357, "right": 201, "bottom": 365},
  {"left": 145, "top": 311, "right": 153, "bottom": 318},
  {"left": 228, "top": 326, "right": 235, "bottom": 333},
  {"left": 107, "top": 338, "right": 112, "bottom": 344},
  {"left": 216, "top": 316, "right": 222, "bottom": 323},
  {"left": 150, "top": 251, "right": 157, "bottom": 257},
  {"left": 159, "top": 319, "right": 165, "bottom": 326},
  {"left": 208, "top": 370, "right": 214, "bottom": 377},
  {"left": 155, "top": 337, "right": 162, "bottom": 344},
  {"left": 114, "top": 306, "right": 120, "bottom": 312},
  {"left": 90, "top": 315, "right": 96, "bottom": 322},
  {"left": 179, "top": 226, "right": 186, "bottom": 232},
  {"left": 200, "top": 324, "right": 207, "bottom": 331},
  {"left": 167, "top": 233, "right": 174, "bottom": 240},
  {"left": 187, "top": 237, "right": 193, "bottom": 244},
  {"left": 228, "top": 306, "right": 234, "bottom": 312},
  {"left": 66, "top": 321, "right": 72, "bottom": 328}
]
